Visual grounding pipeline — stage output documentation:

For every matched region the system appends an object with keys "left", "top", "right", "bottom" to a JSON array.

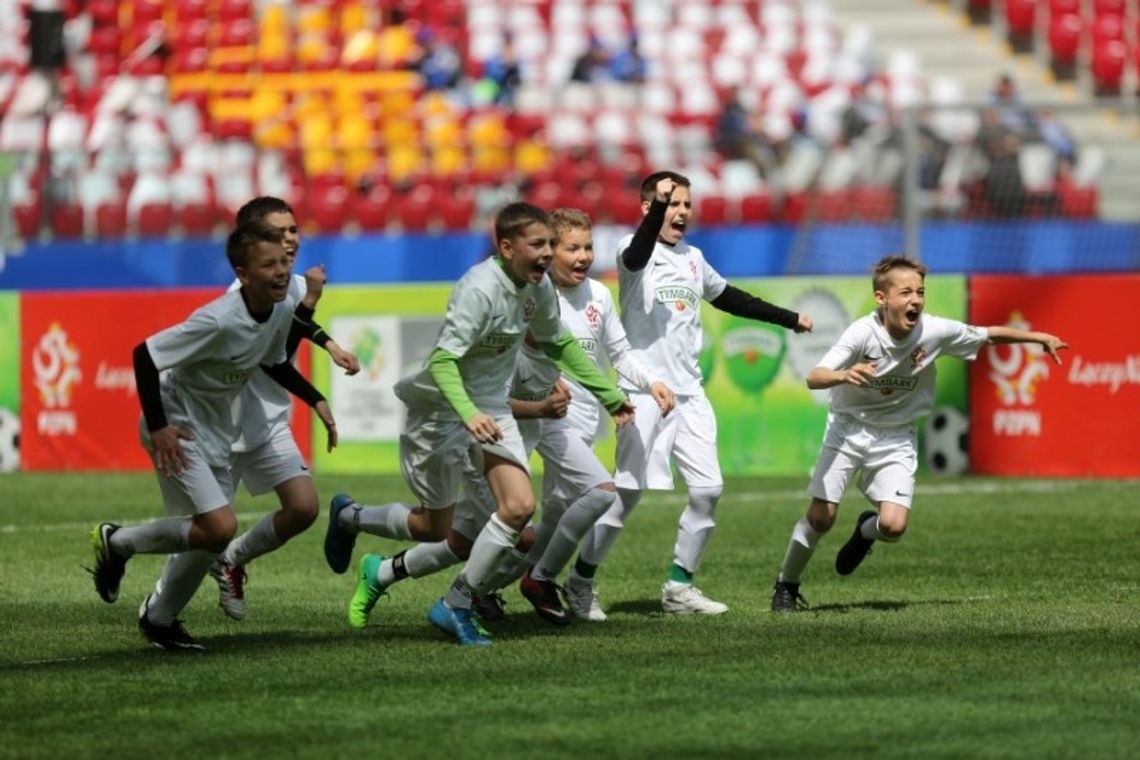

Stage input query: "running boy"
[
  {"left": 573, "top": 172, "right": 813, "bottom": 616},
  {"left": 209, "top": 197, "right": 359, "bottom": 621},
  {"left": 770, "top": 255, "right": 1067, "bottom": 612},
  {"left": 325, "top": 202, "right": 634, "bottom": 646},
  {"left": 88, "top": 221, "right": 337, "bottom": 650}
]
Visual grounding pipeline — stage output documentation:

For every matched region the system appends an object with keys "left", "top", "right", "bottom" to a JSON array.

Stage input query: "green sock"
[
  {"left": 573, "top": 557, "right": 597, "bottom": 579},
  {"left": 668, "top": 564, "right": 694, "bottom": 584}
]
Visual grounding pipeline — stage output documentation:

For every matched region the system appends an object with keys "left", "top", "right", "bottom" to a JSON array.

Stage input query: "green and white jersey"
[
  {"left": 617, "top": 235, "right": 727, "bottom": 395},
  {"left": 146, "top": 289, "right": 294, "bottom": 466},
  {"left": 227, "top": 273, "right": 308, "bottom": 452},
  {"left": 819, "top": 312, "right": 988, "bottom": 427},
  {"left": 395, "top": 257, "right": 562, "bottom": 419}
]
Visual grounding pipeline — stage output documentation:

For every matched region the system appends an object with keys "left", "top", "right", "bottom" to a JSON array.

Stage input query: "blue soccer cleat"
[
  {"left": 428, "top": 598, "right": 492, "bottom": 647},
  {"left": 324, "top": 493, "right": 358, "bottom": 574}
]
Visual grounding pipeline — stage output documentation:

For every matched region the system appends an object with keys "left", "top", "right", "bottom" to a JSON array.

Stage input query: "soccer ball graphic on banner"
[
  {"left": 924, "top": 406, "right": 968, "bottom": 476},
  {"left": 0, "top": 407, "right": 20, "bottom": 473}
]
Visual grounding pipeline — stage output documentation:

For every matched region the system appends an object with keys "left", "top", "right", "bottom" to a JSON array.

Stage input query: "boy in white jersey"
[
  {"left": 573, "top": 171, "right": 814, "bottom": 616},
  {"left": 209, "top": 197, "right": 360, "bottom": 622},
  {"left": 87, "top": 222, "right": 338, "bottom": 650},
  {"left": 770, "top": 256, "right": 1067, "bottom": 611},
  {"left": 325, "top": 202, "right": 634, "bottom": 645},
  {"left": 479, "top": 208, "right": 677, "bottom": 624}
]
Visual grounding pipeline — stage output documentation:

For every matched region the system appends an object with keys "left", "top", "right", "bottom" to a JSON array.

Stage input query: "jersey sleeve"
[
  {"left": 701, "top": 256, "right": 728, "bottom": 301},
  {"left": 145, "top": 307, "right": 222, "bottom": 371},
  {"left": 934, "top": 317, "right": 989, "bottom": 361},
  {"left": 527, "top": 277, "right": 563, "bottom": 343},
  {"left": 434, "top": 281, "right": 493, "bottom": 357},
  {"left": 816, "top": 321, "right": 868, "bottom": 371}
]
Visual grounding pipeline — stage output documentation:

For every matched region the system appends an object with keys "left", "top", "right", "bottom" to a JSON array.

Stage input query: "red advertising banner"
[
  {"left": 969, "top": 274, "right": 1140, "bottom": 476},
  {"left": 20, "top": 290, "right": 311, "bottom": 471}
]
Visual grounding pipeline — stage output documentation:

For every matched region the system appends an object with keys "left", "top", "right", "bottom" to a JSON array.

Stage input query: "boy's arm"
[
  {"left": 260, "top": 361, "right": 338, "bottom": 451},
  {"left": 133, "top": 341, "right": 193, "bottom": 476},
  {"left": 509, "top": 381, "right": 571, "bottom": 420},
  {"left": 985, "top": 326, "right": 1068, "bottom": 364},
  {"left": 806, "top": 363, "right": 876, "bottom": 390},
  {"left": 710, "top": 284, "right": 805, "bottom": 331},
  {"left": 428, "top": 348, "right": 479, "bottom": 422},
  {"left": 539, "top": 332, "right": 628, "bottom": 413},
  {"left": 621, "top": 196, "right": 669, "bottom": 271},
  {"left": 288, "top": 303, "right": 361, "bottom": 375}
]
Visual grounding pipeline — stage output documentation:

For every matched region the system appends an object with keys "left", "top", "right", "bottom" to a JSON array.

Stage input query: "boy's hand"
[
  {"left": 327, "top": 341, "right": 361, "bottom": 375},
  {"left": 843, "top": 362, "right": 877, "bottom": 387},
  {"left": 649, "top": 381, "right": 676, "bottom": 417},
  {"left": 655, "top": 179, "right": 676, "bottom": 204},
  {"left": 152, "top": 425, "right": 194, "bottom": 477},
  {"left": 466, "top": 412, "right": 503, "bottom": 444},
  {"left": 610, "top": 399, "right": 636, "bottom": 427},
  {"left": 542, "top": 379, "right": 572, "bottom": 419},
  {"left": 794, "top": 313, "right": 814, "bottom": 333},
  {"left": 1038, "top": 333, "right": 1069, "bottom": 364},
  {"left": 302, "top": 264, "right": 327, "bottom": 307},
  {"left": 315, "top": 400, "right": 338, "bottom": 452}
]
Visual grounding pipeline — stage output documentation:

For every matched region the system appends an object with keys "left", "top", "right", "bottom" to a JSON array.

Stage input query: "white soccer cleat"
[
  {"left": 563, "top": 576, "right": 607, "bottom": 622},
  {"left": 661, "top": 581, "right": 728, "bottom": 616},
  {"left": 209, "top": 558, "right": 248, "bottom": 621}
]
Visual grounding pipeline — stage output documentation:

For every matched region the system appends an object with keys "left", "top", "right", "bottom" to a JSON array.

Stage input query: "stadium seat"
[
  {"left": 95, "top": 201, "right": 128, "bottom": 238},
  {"left": 1005, "top": 0, "right": 1036, "bottom": 37},
  {"left": 1048, "top": 13, "right": 1082, "bottom": 65},
  {"left": 177, "top": 202, "right": 218, "bottom": 236},
  {"left": 351, "top": 189, "right": 391, "bottom": 232},
  {"left": 739, "top": 192, "right": 773, "bottom": 224},
  {"left": 394, "top": 185, "right": 435, "bottom": 232},
  {"left": 698, "top": 196, "right": 728, "bottom": 226},
  {"left": 50, "top": 203, "right": 85, "bottom": 238},
  {"left": 437, "top": 191, "right": 476, "bottom": 231},
  {"left": 13, "top": 200, "right": 42, "bottom": 239},
  {"left": 1091, "top": 39, "right": 1127, "bottom": 92},
  {"left": 307, "top": 185, "right": 349, "bottom": 234},
  {"left": 137, "top": 202, "right": 174, "bottom": 237}
]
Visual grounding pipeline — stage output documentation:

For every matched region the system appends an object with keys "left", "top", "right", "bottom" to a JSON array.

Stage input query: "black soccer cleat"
[
  {"left": 88, "top": 522, "right": 128, "bottom": 603},
  {"left": 770, "top": 580, "right": 809, "bottom": 612},
  {"left": 138, "top": 597, "right": 205, "bottom": 652},
  {"left": 519, "top": 569, "right": 570, "bottom": 626},
  {"left": 835, "top": 510, "right": 878, "bottom": 576},
  {"left": 471, "top": 591, "right": 507, "bottom": 622}
]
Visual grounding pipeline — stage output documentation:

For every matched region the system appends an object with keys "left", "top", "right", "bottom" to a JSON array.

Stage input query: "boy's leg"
[{"left": 836, "top": 430, "right": 916, "bottom": 576}]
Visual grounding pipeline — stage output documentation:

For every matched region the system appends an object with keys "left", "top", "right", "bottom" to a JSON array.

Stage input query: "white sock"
[
  {"left": 578, "top": 487, "right": 640, "bottom": 567},
  {"left": 533, "top": 488, "right": 618, "bottom": 582},
  {"left": 377, "top": 541, "right": 461, "bottom": 587},
  {"left": 672, "top": 486, "right": 722, "bottom": 575},
  {"left": 778, "top": 517, "right": 822, "bottom": 583},
  {"left": 860, "top": 514, "right": 898, "bottom": 542},
  {"left": 345, "top": 502, "right": 413, "bottom": 541},
  {"left": 485, "top": 548, "right": 530, "bottom": 591},
  {"left": 221, "top": 512, "right": 282, "bottom": 566},
  {"left": 459, "top": 513, "right": 519, "bottom": 597},
  {"left": 144, "top": 550, "right": 214, "bottom": 625},
  {"left": 111, "top": 518, "right": 192, "bottom": 557}
]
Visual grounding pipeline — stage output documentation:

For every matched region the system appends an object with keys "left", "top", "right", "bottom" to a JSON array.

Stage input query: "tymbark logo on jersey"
[
  {"left": 32, "top": 323, "right": 81, "bottom": 436},
  {"left": 987, "top": 312, "right": 1051, "bottom": 437},
  {"left": 655, "top": 286, "right": 699, "bottom": 312}
]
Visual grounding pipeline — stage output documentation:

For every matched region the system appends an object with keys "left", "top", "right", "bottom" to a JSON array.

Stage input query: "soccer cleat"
[
  {"left": 770, "top": 580, "right": 809, "bottom": 613},
  {"left": 519, "top": 568, "right": 570, "bottom": 626},
  {"left": 137, "top": 596, "right": 205, "bottom": 652},
  {"left": 661, "top": 581, "right": 729, "bottom": 615},
  {"left": 427, "top": 598, "right": 492, "bottom": 647},
  {"left": 347, "top": 553, "right": 387, "bottom": 630},
  {"left": 835, "top": 510, "right": 878, "bottom": 576},
  {"left": 563, "top": 576, "right": 607, "bottom": 622},
  {"left": 471, "top": 591, "right": 507, "bottom": 622},
  {"left": 89, "top": 522, "right": 128, "bottom": 603},
  {"left": 209, "top": 558, "right": 247, "bottom": 621},
  {"left": 324, "top": 493, "right": 358, "bottom": 574}
]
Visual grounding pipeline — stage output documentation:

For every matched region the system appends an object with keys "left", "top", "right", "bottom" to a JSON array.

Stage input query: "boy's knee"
[
  {"left": 497, "top": 497, "right": 535, "bottom": 530},
  {"left": 877, "top": 517, "right": 907, "bottom": 540},
  {"left": 283, "top": 498, "right": 319, "bottom": 530},
  {"left": 197, "top": 509, "right": 238, "bottom": 552},
  {"left": 806, "top": 499, "right": 837, "bottom": 533}
]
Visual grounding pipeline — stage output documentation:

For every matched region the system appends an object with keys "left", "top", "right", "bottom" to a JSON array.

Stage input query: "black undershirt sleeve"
[
  {"left": 286, "top": 303, "right": 332, "bottom": 359},
  {"left": 261, "top": 360, "right": 326, "bottom": 408},
  {"left": 621, "top": 197, "right": 668, "bottom": 271},
  {"left": 710, "top": 283, "right": 800, "bottom": 330},
  {"left": 132, "top": 341, "right": 167, "bottom": 432}
]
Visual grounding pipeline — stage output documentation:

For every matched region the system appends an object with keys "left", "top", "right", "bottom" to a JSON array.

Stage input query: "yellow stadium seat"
[
  {"left": 515, "top": 139, "right": 552, "bottom": 175},
  {"left": 382, "top": 119, "right": 420, "bottom": 149},
  {"left": 471, "top": 145, "right": 511, "bottom": 174},
  {"left": 387, "top": 144, "right": 423, "bottom": 183},
  {"left": 299, "top": 115, "right": 335, "bottom": 151},
  {"left": 297, "top": 6, "right": 331, "bottom": 36},
  {"left": 254, "top": 120, "right": 295, "bottom": 151},
  {"left": 431, "top": 145, "right": 467, "bottom": 177},
  {"left": 339, "top": 116, "right": 375, "bottom": 151},
  {"left": 344, "top": 148, "right": 379, "bottom": 184},
  {"left": 424, "top": 116, "right": 462, "bottom": 149},
  {"left": 303, "top": 147, "right": 340, "bottom": 177}
]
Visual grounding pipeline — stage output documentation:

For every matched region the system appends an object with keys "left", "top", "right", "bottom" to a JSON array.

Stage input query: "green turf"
[{"left": 1, "top": 473, "right": 1138, "bottom": 758}]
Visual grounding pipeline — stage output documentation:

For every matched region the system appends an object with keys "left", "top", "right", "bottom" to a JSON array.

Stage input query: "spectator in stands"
[
  {"left": 985, "top": 133, "right": 1025, "bottom": 217},
  {"left": 408, "top": 27, "right": 462, "bottom": 91},
  {"left": 1036, "top": 108, "right": 1077, "bottom": 167},
  {"left": 988, "top": 74, "right": 1036, "bottom": 138},
  {"left": 481, "top": 33, "right": 522, "bottom": 107},
  {"left": 840, "top": 79, "right": 888, "bottom": 144},
  {"left": 609, "top": 34, "right": 647, "bottom": 83},
  {"left": 570, "top": 37, "right": 610, "bottom": 83},
  {"left": 976, "top": 108, "right": 1014, "bottom": 161},
  {"left": 715, "top": 88, "right": 776, "bottom": 179}
]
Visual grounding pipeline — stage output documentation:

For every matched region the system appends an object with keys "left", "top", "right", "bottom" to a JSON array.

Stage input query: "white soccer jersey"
[
  {"left": 146, "top": 289, "right": 294, "bottom": 467},
  {"left": 394, "top": 257, "right": 563, "bottom": 419},
  {"left": 227, "top": 273, "right": 308, "bottom": 452},
  {"left": 818, "top": 312, "right": 989, "bottom": 427},
  {"left": 616, "top": 235, "right": 727, "bottom": 395},
  {"left": 557, "top": 277, "right": 654, "bottom": 440}
]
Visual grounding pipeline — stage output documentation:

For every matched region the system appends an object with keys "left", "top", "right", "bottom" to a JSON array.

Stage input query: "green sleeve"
[
  {"left": 428, "top": 348, "right": 479, "bottom": 423},
  {"left": 540, "top": 332, "right": 627, "bottom": 413}
]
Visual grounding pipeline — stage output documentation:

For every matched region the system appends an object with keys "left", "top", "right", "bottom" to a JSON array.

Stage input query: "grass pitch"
[{"left": 1, "top": 473, "right": 1137, "bottom": 758}]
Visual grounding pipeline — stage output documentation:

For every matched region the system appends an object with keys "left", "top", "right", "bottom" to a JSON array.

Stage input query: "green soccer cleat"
[
  {"left": 347, "top": 553, "right": 387, "bottom": 630},
  {"left": 89, "top": 522, "right": 128, "bottom": 603}
]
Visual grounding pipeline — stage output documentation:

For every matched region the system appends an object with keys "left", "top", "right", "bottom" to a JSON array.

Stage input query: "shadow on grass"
[
  {"left": 605, "top": 598, "right": 667, "bottom": 617},
  {"left": 807, "top": 598, "right": 968, "bottom": 614}
]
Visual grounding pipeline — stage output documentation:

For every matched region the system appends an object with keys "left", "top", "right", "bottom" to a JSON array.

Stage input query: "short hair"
[
  {"left": 872, "top": 255, "right": 927, "bottom": 292},
  {"left": 550, "top": 207, "right": 592, "bottom": 239},
  {"left": 639, "top": 170, "right": 691, "bottom": 203},
  {"left": 226, "top": 220, "right": 284, "bottom": 269},
  {"left": 494, "top": 202, "right": 552, "bottom": 245},
  {"left": 235, "top": 196, "right": 294, "bottom": 227}
]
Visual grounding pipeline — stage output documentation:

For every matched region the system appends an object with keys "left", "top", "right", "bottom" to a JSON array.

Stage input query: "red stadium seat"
[
  {"left": 1048, "top": 0, "right": 1081, "bottom": 15},
  {"left": 1005, "top": 0, "right": 1036, "bottom": 36},
  {"left": 137, "top": 202, "right": 173, "bottom": 237},
  {"left": 14, "top": 200, "right": 42, "bottom": 239},
  {"left": 1092, "top": 14, "right": 1125, "bottom": 44},
  {"left": 739, "top": 192, "right": 773, "bottom": 224},
  {"left": 1093, "top": 0, "right": 1126, "bottom": 17},
  {"left": 437, "top": 191, "right": 476, "bottom": 231},
  {"left": 1091, "top": 39, "right": 1127, "bottom": 91},
  {"left": 307, "top": 185, "right": 349, "bottom": 234},
  {"left": 1056, "top": 178, "right": 1098, "bottom": 218},
  {"left": 95, "top": 201, "right": 128, "bottom": 238},
  {"left": 351, "top": 189, "right": 392, "bottom": 232},
  {"left": 177, "top": 202, "right": 218, "bottom": 236},
  {"left": 50, "top": 203, "right": 85, "bottom": 239},
  {"left": 394, "top": 185, "right": 435, "bottom": 232},
  {"left": 1048, "top": 13, "right": 1082, "bottom": 64},
  {"left": 851, "top": 187, "right": 897, "bottom": 222},
  {"left": 697, "top": 196, "right": 728, "bottom": 226}
]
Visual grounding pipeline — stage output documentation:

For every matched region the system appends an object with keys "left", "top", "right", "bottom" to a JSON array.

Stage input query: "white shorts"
[
  {"left": 146, "top": 439, "right": 235, "bottom": 516},
  {"left": 808, "top": 413, "right": 918, "bottom": 508},
  {"left": 400, "top": 410, "right": 528, "bottom": 510},
  {"left": 614, "top": 391, "right": 723, "bottom": 491},
  {"left": 231, "top": 423, "right": 310, "bottom": 496},
  {"left": 538, "top": 419, "right": 611, "bottom": 506}
]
